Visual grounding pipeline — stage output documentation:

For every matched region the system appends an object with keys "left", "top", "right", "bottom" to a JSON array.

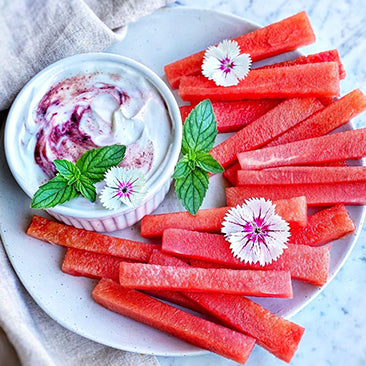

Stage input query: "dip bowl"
[{"left": 5, "top": 53, "right": 182, "bottom": 232}]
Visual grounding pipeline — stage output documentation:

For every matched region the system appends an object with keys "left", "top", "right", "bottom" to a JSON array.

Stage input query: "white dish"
[
  {"left": 0, "top": 6, "right": 364, "bottom": 357},
  {"left": 4, "top": 53, "right": 182, "bottom": 232}
]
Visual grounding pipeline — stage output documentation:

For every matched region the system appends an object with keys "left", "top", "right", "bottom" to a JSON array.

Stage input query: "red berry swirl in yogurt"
[{"left": 33, "top": 69, "right": 171, "bottom": 180}]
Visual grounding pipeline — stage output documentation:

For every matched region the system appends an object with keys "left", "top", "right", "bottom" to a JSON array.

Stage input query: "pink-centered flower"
[
  {"left": 202, "top": 39, "right": 251, "bottom": 87},
  {"left": 221, "top": 198, "right": 290, "bottom": 266},
  {"left": 99, "top": 167, "right": 147, "bottom": 210}
]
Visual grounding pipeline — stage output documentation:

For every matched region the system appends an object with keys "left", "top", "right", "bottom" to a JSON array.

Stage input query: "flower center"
[
  {"left": 221, "top": 197, "right": 290, "bottom": 266},
  {"left": 116, "top": 180, "right": 134, "bottom": 198},
  {"left": 220, "top": 57, "right": 235, "bottom": 74},
  {"left": 243, "top": 216, "right": 271, "bottom": 244},
  {"left": 253, "top": 226, "right": 262, "bottom": 235}
]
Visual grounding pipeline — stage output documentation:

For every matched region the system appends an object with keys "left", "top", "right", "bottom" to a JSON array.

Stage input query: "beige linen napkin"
[
  {"left": 0, "top": 0, "right": 173, "bottom": 364},
  {"left": 0, "top": 0, "right": 173, "bottom": 111}
]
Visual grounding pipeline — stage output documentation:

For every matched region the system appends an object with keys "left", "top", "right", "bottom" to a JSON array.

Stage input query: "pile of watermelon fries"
[{"left": 26, "top": 11, "right": 366, "bottom": 364}]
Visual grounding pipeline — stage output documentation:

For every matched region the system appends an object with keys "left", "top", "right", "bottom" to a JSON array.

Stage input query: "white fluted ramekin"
[{"left": 5, "top": 53, "right": 182, "bottom": 232}]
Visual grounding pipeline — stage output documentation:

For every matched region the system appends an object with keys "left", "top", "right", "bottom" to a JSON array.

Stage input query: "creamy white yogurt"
[
  {"left": 13, "top": 60, "right": 176, "bottom": 212},
  {"left": 5, "top": 53, "right": 181, "bottom": 228},
  {"left": 32, "top": 68, "right": 172, "bottom": 183}
]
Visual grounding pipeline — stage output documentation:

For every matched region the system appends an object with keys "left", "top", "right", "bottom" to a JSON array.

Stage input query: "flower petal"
[
  {"left": 204, "top": 44, "right": 226, "bottom": 61},
  {"left": 224, "top": 71, "right": 240, "bottom": 86},
  {"left": 234, "top": 53, "right": 252, "bottom": 69},
  {"left": 222, "top": 197, "right": 290, "bottom": 266},
  {"left": 99, "top": 186, "right": 124, "bottom": 210},
  {"left": 120, "top": 190, "right": 145, "bottom": 207},
  {"left": 213, "top": 70, "right": 235, "bottom": 86},
  {"left": 202, "top": 57, "right": 222, "bottom": 79},
  {"left": 220, "top": 39, "right": 240, "bottom": 58},
  {"left": 104, "top": 166, "right": 123, "bottom": 188},
  {"left": 202, "top": 40, "right": 251, "bottom": 87},
  {"left": 100, "top": 167, "right": 147, "bottom": 210},
  {"left": 231, "top": 64, "right": 250, "bottom": 80}
]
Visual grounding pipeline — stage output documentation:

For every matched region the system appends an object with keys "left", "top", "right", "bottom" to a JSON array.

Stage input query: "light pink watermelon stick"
[
  {"left": 26, "top": 215, "right": 159, "bottom": 262},
  {"left": 62, "top": 248, "right": 204, "bottom": 313},
  {"left": 224, "top": 161, "right": 348, "bottom": 186},
  {"left": 237, "top": 166, "right": 366, "bottom": 185},
  {"left": 265, "top": 89, "right": 366, "bottom": 147},
  {"left": 223, "top": 162, "right": 241, "bottom": 185},
  {"left": 165, "top": 11, "right": 315, "bottom": 89},
  {"left": 180, "top": 99, "right": 281, "bottom": 133},
  {"left": 140, "top": 196, "right": 307, "bottom": 238},
  {"left": 226, "top": 160, "right": 350, "bottom": 186},
  {"left": 162, "top": 228, "right": 330, "bottom": 286},
  {"left": 118, "top": 262, "right": 293, "bottom": 298},
  {"left": 149, "top": 250, "right": 305, "bottom": 363},
  {"left": 178, "top": 63, "right": 340, "bottom": 102},
  {"left": 226, "top": 182, "right": 366, "bottom": 207},
  {"left": 237, "top": 127, "right": 366, "bottom": 170},
  {"left": 180, "top": 50, "right": 348, "bottom": 134},
  {"left": 62, "top": 248, "right": 128, "bottom": 281},
  {"left": 289, "top": 205, "right": 355, "bottom": 247},
  {"left": 257, "top": 49, "right": 346, "bottom": 79},
  {"left": 210, "top": 97, "right": 323, "bottom": 168},
  {"left": 92, "top": 278, "right": 256, "bottom": 364}
]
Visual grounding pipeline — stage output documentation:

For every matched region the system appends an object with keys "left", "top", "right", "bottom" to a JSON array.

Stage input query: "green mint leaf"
[
  {"left": 75, "top": 175, "right": 96, "bottom": 202},
  {"left": 30, "top": 174, "right": 78, "bottom": 209},
  {"left": 76, "top": 144, "right": 126, "bottom": 182},
  {"left": 175, "top": 168, "right": 209, "bottom": 215},
  {"left": 195, "top": 152, "right": 224, "bottom": 174},
  {"left": 181, "top": 99, "right": 217, "bottom": 155},
  {"left": 174, "top": 99, "right": 221, "bottom": 214},
  {"left": 54, "top": 159, "right": 81, "bottom": 185},
  {"left": 172, "top": 157, "right": 191, "bottom": 179}
]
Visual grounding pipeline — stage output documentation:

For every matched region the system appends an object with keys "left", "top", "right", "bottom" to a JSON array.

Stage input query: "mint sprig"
[
  {"left": 173, "top": 100, "right": 223, "bottom": 215},
  {"left": 31, "top": 174, "right": 79, "bottom": 209},
  {"left": 76, "top": 144, "right": 126, "bottom": 182},
  {"left": 175, "top": 168, "right": 209, "bottom": 215},
  {"left": 181, "top": 99, "right": 217, "bottom": 154},
  {"left": 31, "top": 144, "right": 126, "bottom": 209},
  {"left": 54, "top": 159, "right": 80, "bottom": 184}
]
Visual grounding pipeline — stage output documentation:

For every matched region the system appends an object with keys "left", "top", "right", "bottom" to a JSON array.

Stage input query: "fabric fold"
[{"left": 0, "top": 0, "right": 173, "bottom": 111}]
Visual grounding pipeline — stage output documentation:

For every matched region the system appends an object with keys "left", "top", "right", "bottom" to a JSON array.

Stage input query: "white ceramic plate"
[{"left": 0, "top": 6, "right": 364, "bottom": 357}]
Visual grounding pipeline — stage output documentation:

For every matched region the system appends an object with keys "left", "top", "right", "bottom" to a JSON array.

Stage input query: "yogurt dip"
[
  {"left": 34, "top": 68, "right": 172, "bottom": 183},
  {"left": 5, "top": 53, "right": 181, "bottom": 225}
]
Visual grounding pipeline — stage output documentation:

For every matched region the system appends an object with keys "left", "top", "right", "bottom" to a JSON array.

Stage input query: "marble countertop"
[{"left": 1, "top": 0, "right": 365, "bottom": 365}]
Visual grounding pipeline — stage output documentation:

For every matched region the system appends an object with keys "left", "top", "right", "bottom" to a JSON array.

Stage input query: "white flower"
[
  {"left": 221, "top": 198, "right": 290, "bottom": 266},
  {"left": 202, "top": 39, "right": 252, "bottom": 87},
  {"left": 99, "top": 167, "right": 147, "bottom": 210}
]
